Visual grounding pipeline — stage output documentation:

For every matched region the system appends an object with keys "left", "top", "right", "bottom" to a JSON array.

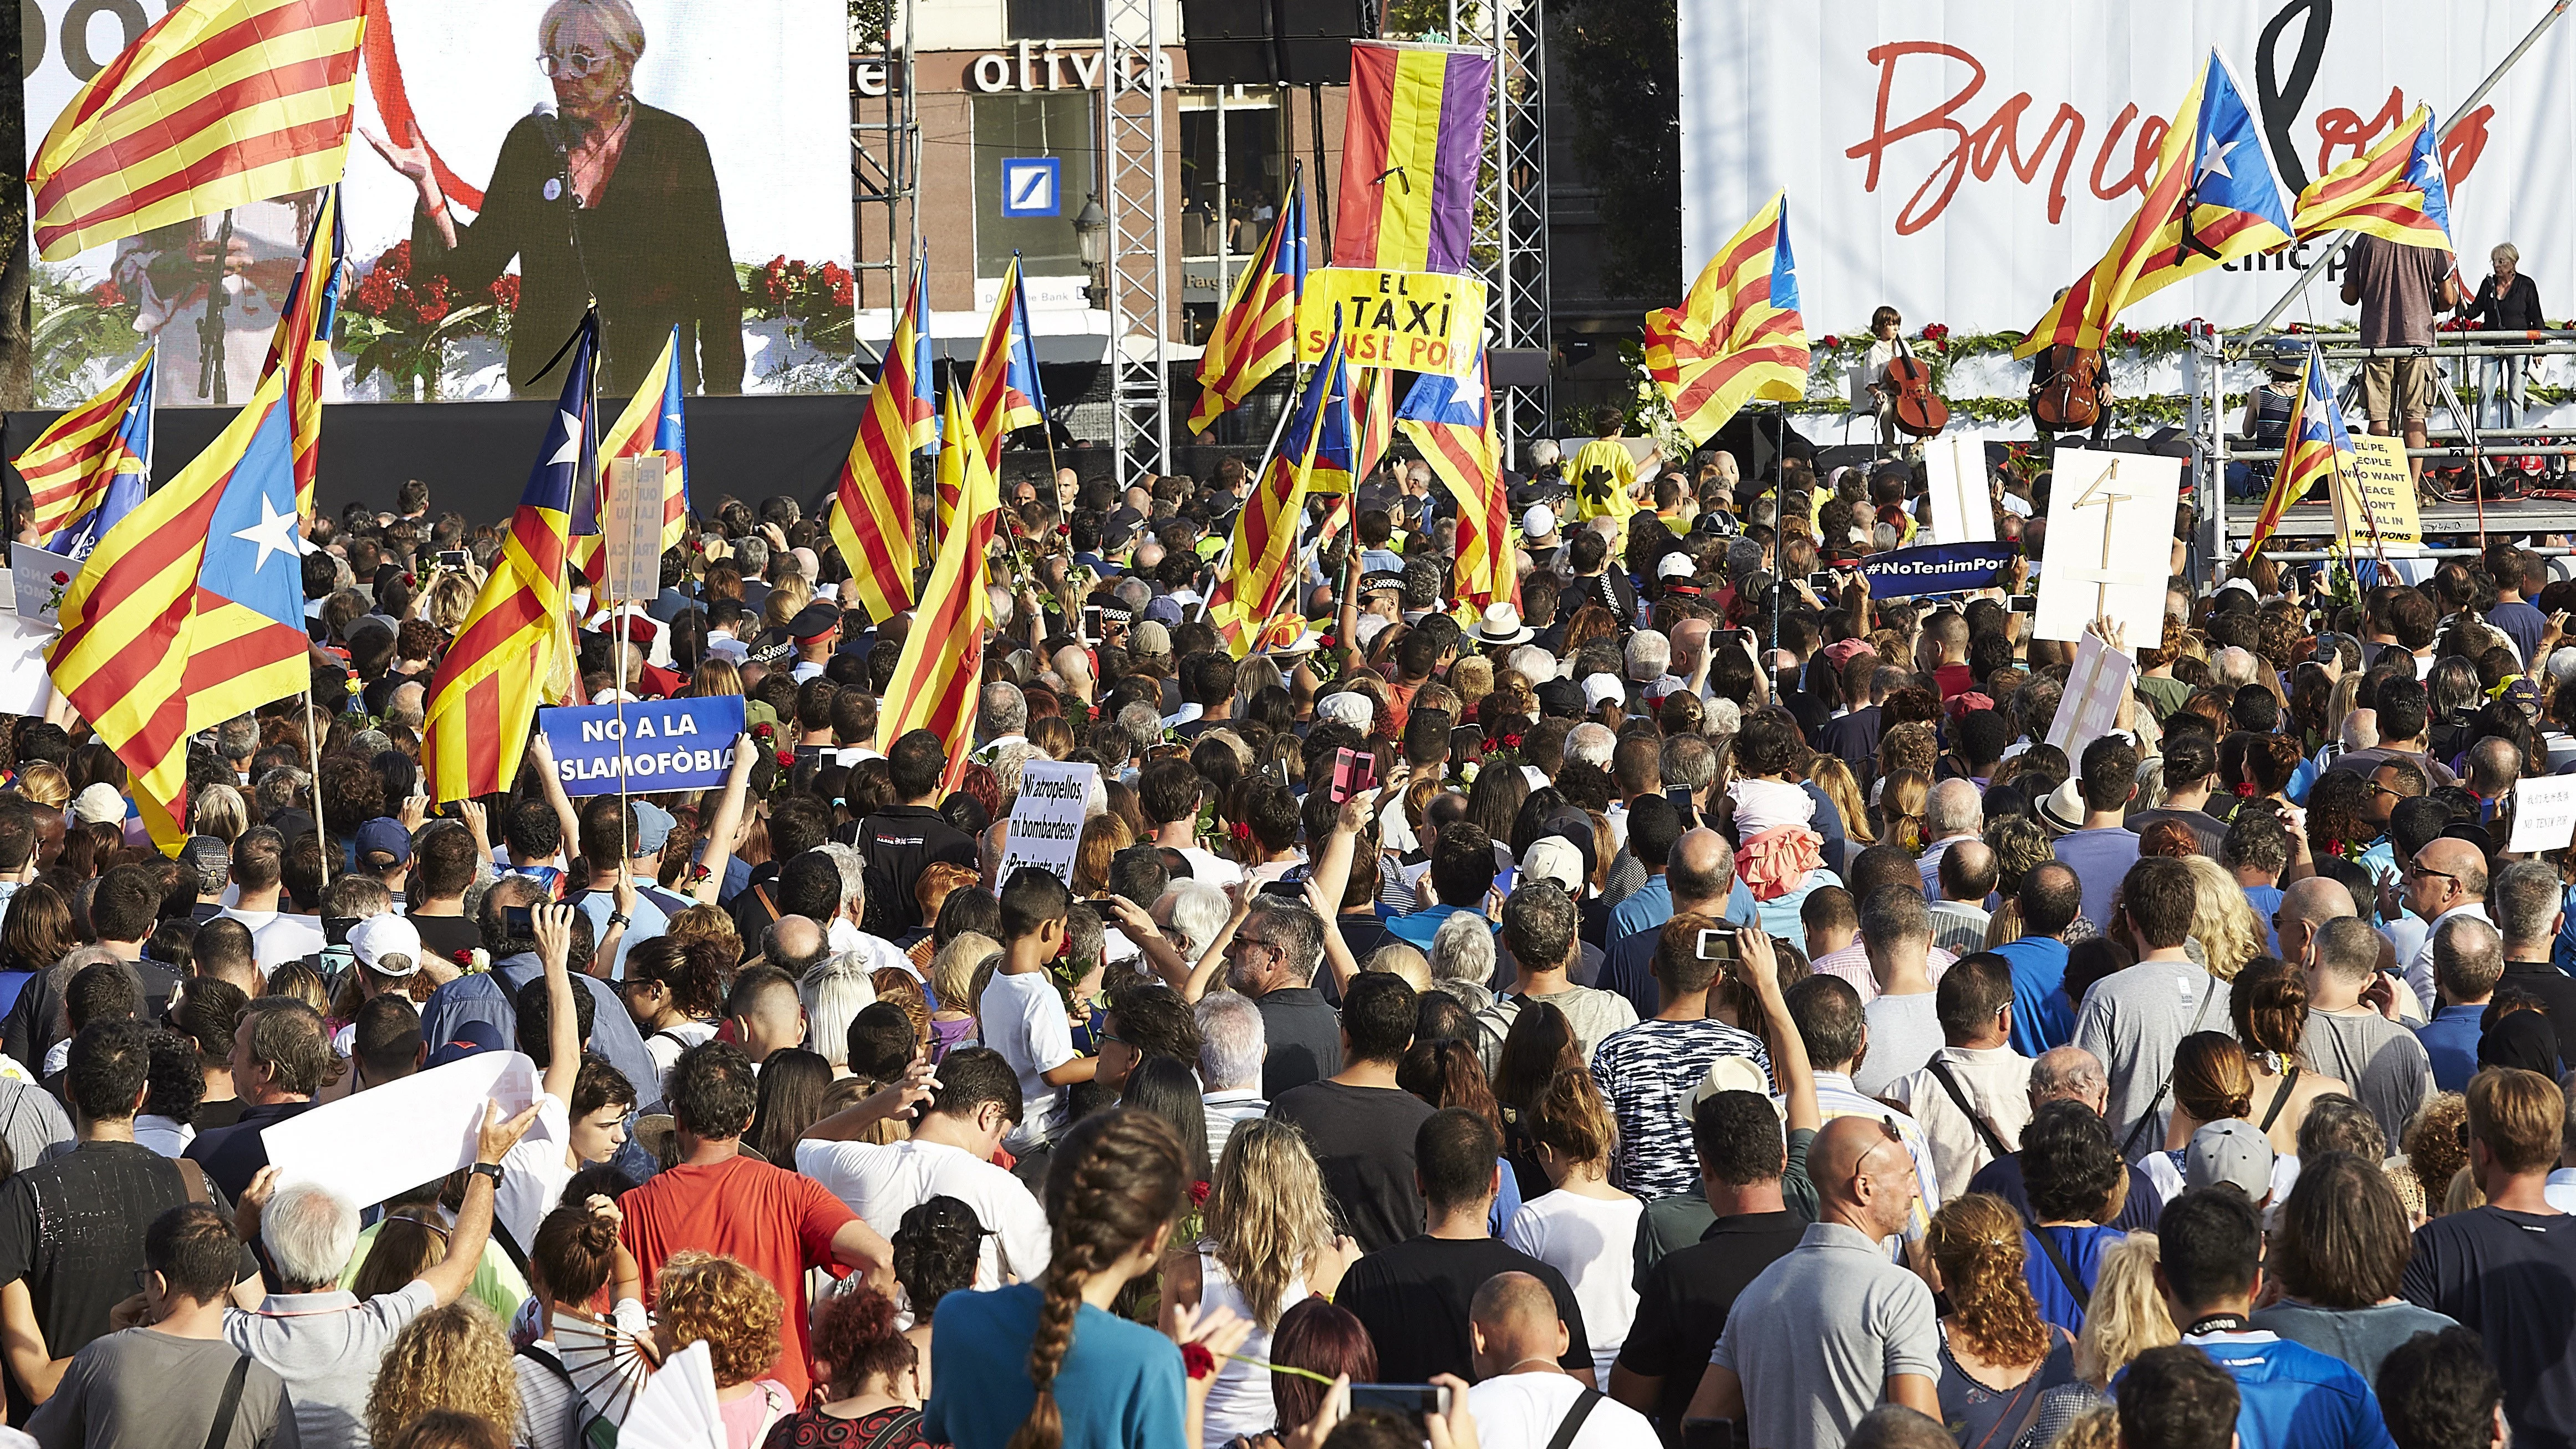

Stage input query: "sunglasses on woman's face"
[{"left": 539, "top": 48, "right": 610, "bottom": 79}]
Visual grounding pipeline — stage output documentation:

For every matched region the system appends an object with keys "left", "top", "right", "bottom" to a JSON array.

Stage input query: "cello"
[
  {"left": 2030, "top": 344, "right": 2105, "bottom": 432},
  {"left": 1882, "top": 335, "right": 1949, "bottom": 438}
]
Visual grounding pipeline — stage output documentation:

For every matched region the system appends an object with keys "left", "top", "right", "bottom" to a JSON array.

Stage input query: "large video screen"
[{"left": 23, "top": 0, "right": 855, "bottom": 408}]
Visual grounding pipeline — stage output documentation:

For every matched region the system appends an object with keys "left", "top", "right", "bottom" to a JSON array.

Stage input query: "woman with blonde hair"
[
  {"left": 2180, "top": 856, "right": 2265, "bottom": 981},
  {"left": 425, "top": 572, "right": 477, "bottom": 635},
  {"left": 2389, "top": 1092, "right": 2467, "bottom": 1224},
  {"left": 1924, "top": 1194, "right": 2073, "bottom": 1447},
  {"left": 2229, "top": 956, "right": 2350, "bottom": 1156},
  {"left": 665, "top": 903, "right": 742, "bottom": 969},
  {"left": 2018, "top": 1234, "right": 2176, "bottom": 1449},
  {"left": 654, "top": 1251, "right": 794, "bottom": 1449},
  {"left": 1163, "top": 1120, "right": 1357, "bottom": 1448},
  {"left": 365, "top": 1301, "right": 521, "bottom": 1449},
  {"left": 928, "top": 932, "right": 998, "bottom": 1060},
  {"left": 1878, "top": 769, "right": 1930, "bottom": 856},
  {"left": 1808, "top": 756, "right": 1874, "bottom": 846},
  {"left": 190, "top": 784, "right": 249, "bottom": 844},
  {"left": 689, "top": 659, "right": 747, "bottom": 699}
]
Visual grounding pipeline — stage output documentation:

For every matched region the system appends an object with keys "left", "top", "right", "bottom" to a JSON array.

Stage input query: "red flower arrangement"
[
  {"left": 1919, "top": 322, "right": 1951, "bottom": 352},
  {"left": 85, "top": 279, "right": 126, "bottom": 308},
  {"left": 1181, "top": 1343, "right": 1216, "bottom": 1380},
  {"left": 48, "top": 572, "right": 67, "bottom": 586},
  {"left": 1818, "top": 334, "right": 1841, "bottom": 349},
  {"left": 1189, "top": 1180, "right": 1211, "bottom": 1207}
]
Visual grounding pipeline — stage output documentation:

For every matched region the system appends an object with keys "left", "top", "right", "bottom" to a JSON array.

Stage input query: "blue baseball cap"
[
  {"left": 633, "top": 801, "right": 677, "bottom": 855},
  {"left": 424, "top": 1019, "right": 505, "bottom": 1071},
  {"left": 354, "top": 817, "right": 413, "bottom": 866}
]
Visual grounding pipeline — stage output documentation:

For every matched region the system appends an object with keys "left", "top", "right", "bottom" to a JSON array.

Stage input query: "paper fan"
[
  {"left": 551, "top": 1310, "right": 662, "bottom": 1426},
  {"left": 620, "top": 1340, "right": 725, "bottom": 1449}
]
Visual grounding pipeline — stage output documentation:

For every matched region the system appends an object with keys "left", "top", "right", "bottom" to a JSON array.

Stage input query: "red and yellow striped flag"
[
  {"left": 48, "top": 365, "right": 312, "bottom": 854},
  {"left": 1347, "top": 366, "right": 1395, "bottom": 491},
  {"left": 1643, "top": 192, "right": 1809, "bottom": 445},
  {"left": 2242, "top": 344, "right": 2356, "bottom": 560},
  {"left": 259, "top": 187, "right": 342, "bottom": 516},
  {"left": 1398, "top": 354, "right": 1512, "bottom": 611},
  {"left": 30, "top": 0, "right": 367, "bottom": 261},
  {"left": 14, "top": 348, "right": 154, "bottom": 548},
  {"left": 832, "top": 270, "right": 935, "bottom": 623},
  {"left": 1188, "top": 182, "right": 1307, "bottom": 434},
  {"left": 965, "top": 257, "right": 1046, "bottom": 466},
  {"left": 1208, "top": 331, "right": 1356, "bottom": 657},
  {"left": 421, "top": 319, "right": 593, "bottom": 803},
  {"left": 874, "top": 386, "right": 1000, "bottom": 795},
  {"left": 2292, "top": 104, "right": 2453, "bottom": 251},
  {"left": 572, "top": 328, "right": 691, "bottom": 579}
]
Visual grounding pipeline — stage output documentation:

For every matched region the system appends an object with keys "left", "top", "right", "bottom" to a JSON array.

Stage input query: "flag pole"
[{"left": 302, "top": 685, "right": 332, "bottom": 893}]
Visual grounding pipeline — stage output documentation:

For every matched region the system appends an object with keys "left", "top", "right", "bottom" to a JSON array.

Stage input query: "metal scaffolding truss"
[
  {"left": 848, "top": 0, "right": 920, "bottom": 322},
  {"left": 1102, "top": 0, "right": 1172, "bottom": 489},
  {"left": 1487, "top": 0, "right": 1550, "bottom": 460}
]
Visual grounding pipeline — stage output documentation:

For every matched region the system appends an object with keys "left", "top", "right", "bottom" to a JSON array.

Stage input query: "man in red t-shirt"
[{"left": 617, "top": 1040, "right": 894, "bottom": 1401}]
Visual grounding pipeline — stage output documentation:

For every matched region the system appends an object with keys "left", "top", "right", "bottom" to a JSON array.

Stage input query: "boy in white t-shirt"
[{"left": 978, "top": 868, "right": 1094, "bottom": 1156}]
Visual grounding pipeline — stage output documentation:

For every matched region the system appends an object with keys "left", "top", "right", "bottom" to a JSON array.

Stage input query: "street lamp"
[{"left": 1075, "top": 193, "right": 1108, "bottom": 308}]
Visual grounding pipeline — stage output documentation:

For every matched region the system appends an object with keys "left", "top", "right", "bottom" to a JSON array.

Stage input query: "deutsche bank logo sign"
[{"left": 1001, "top": 157, "right": 1062, "bottom": 217}]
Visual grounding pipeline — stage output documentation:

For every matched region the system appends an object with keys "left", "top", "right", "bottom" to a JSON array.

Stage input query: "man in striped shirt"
[{"left": 1592, "top": 914, "right": 1771, "bottom": 1199}]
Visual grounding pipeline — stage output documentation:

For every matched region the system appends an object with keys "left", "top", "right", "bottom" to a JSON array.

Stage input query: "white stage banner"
[{"left": 1680, "top": 1, "right": 2569, "bottom": 337}]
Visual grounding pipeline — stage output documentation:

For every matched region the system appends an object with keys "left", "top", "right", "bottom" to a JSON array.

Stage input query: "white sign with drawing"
[
  {"left": 996, "top": 760, "right": 1100, "bottom": 888},
  {"left": 2045, "top": 633, "right": 2136, "bottom": 764},
  {"left": 2508, "top": 776, "right": 2576, "bottom": 855},
  {"left": 1922, "top": 435, "right": 1994, "bottom": 546},
  {"left": 2033, "top": 449, "right": 2180, "bottom": 650}
]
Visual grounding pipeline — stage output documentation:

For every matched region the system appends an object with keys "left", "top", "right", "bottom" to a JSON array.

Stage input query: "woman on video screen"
[{"left": 365, "top": 0, "right": 745, "bottom": 398}]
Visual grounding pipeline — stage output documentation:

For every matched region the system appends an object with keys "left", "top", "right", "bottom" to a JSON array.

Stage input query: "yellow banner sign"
[
  {"left": 1296, "top": 267, "right": 1487, "bottom": 378},
  {"left": 2330, "top": 435, "right": 2424, "bottom": 556}
]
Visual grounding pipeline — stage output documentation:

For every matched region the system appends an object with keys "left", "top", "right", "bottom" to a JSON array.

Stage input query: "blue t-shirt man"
[
  {"left": 2146, "top": 1331, "right": 2397, "bottom": 1449},
  {"left": 1994, "top": 933, "right": 2075, "bottom": 1056}
]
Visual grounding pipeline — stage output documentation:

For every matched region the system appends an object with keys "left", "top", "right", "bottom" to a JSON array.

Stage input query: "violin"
[
  {"left": 1882, "top": 338, "right": 1949, "bottom": 438},
  {"left": 2030, "top": 344, "right": 2105, "bottom": 431}
]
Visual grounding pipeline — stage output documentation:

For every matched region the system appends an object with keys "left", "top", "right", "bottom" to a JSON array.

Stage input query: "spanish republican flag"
[
  {"left": 259, "top": 187, "right": 344, "bottom": 517},
  {"left": 573, "top": 327, "right": 691, "bottom": 581},
  {"left": 2242, "top": 344, "right": 2358, "bottom": 560},
  {"left": 1333, "top": 41, "right": 1492, "bottom": 275},
  {"left": 833, "top": 268, "right": 936, "bottom": 623},
  {"left": 875, "top": 387, "right": 1000, "bottom": 795},
  {"left": 2292, "top": 105, "right": 2453, "bottom": 252},
  {"left": 48, "top": 365, "right": 312, "bottom": 853},
  {"left": 30, "top": 0, "right": 367, "bottom": 260},
  {"left": 965, "top": 257, "right": 1048, "bottom": 466},
  {"left": 421, "top": 318, "right": 594, "bottom": 804},
  {"left": 1399, "top": 354, "right": 1513, "bottom": 611},
  {"left": 1188, "top": 180, "right": 1307, "bottom": 435},
  {"left": 1642, "top": 192, "right": 1809, "bottom": 445},
  {"left": 1207, "top": 329, "right": 1356, "bottom": 658},
  {"left": 14, "top": 348, "right": 154, "bottom": 554},
  {"left": 2017, "top": 49, "right": 2292, "bottom": 358}
]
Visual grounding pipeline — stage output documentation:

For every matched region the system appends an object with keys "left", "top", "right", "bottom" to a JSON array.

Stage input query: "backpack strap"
[
  {"left": 2257, "top": 1064, "right": 2302, "bottom": 1133},
  {"left": 201, "top": 1354, "right": 252, "bottom": 1449},
  {"left": 856, "top": 1408, "right": 925, "bottom": 1449},
  {"left": 1543, "top": 1387, "right": 1603, "bottom": 1449},
  {"left": 1925, "top": 1056, "right": 2013, "bottom": 1163},
  {"left": 174, "top": 1157, "right": 211, "bottom": 1206},
  {"left": 2023, "top": 1223, "right": 2093, "bottom": 1314},
  {"left": 2119, "top": 971, "right": 2222, "bottom": 1159}
]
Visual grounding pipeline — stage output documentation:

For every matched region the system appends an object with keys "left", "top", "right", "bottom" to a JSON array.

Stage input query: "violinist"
[{"left": 1851, "top": 305, "right": 1906, "bottom": 453}]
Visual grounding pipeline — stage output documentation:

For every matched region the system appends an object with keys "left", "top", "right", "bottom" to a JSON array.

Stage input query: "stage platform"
[{"left": 2223, "top": 497, "right": 2576, "bottom": 540}]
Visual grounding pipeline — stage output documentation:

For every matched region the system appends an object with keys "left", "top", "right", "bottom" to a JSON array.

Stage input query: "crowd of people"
[{"left": 0, "top": 426, "right": 2570, "bottom": 1449}]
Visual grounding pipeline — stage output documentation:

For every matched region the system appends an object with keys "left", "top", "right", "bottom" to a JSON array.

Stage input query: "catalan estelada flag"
[
  {"left": 421, "top": 317, "right": 593, "bottom": 803},
  {"left": 1642, "top": 191, "right": 1809, "bottom": 445},
  {"left": 573, "top": 326, "right": 690, "bottom": 581},
  {"left": 14, "top": 348, "right": 154, "bottom": 557},
  {"left": 1345, "top": 365, "right": 1396, "bottom": 494},
  {"left": 2243, "top": 344, "right": 2357, "bottom": 560},
  {"left": 1208, "top": 328, "right": 1355, "bottom": 657},
  {"left": 965, "top": 257, "right": 1047, "bottom": 465},
  {"left": 874, "top": 385, "right": 1000, "bottom": 795},
  {"left": 1399, "top": 353, "right": 1513, "bottom": 611},
  {"left": 2018, "top": 49, "right": 2292, "bottom": 358},
  {"left": 1188, "top": 179, "right": 1307, "bottom": 435},
  {"left": 30, "top": 0, "right": 368, "bottom": 261},
  {"left": 833, "top": 267, "right": 936, "bottom": 624},
  {"left": 47, "top": 364, "right": 310, "bottom": 852},
  {"left": 259, "top": 187, "right": 343, "bottom": 517},
  {"left": 1334, "top": 41, "right": 1492, "bottom": 276},
  {"left": 2292, "top": 104, "right": 2452, "bottom": 251}
]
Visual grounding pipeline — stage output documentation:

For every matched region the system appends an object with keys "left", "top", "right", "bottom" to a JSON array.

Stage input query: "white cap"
[
  {"left": 1523, "top": 505, "right": 1558, "bottom": 541},
  {"left": 1657, "top": 552, "right": 1697, "bottom": 581},
  {"left": 1581, "top": 673, "right": 1625, "bottom": 710},
  {"left": 71, "top": 784, "right": 123, "bottom": 826},
  {"left": 1316, "top": 691, "right": 1375, "bottom": 730},
  {"left": 348, "top": 914, "right": 422, "bottom": 977},
  {"left": 1521, "top": 836, "right": 1586, "bottom": 893}
]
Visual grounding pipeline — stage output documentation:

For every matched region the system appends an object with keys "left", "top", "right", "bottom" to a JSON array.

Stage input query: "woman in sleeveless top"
[
  {"left": 2231, "top": 958, "right": 2350, "bottom": 1156},
  {"left": 1926, "top": 1194, "right": 2075, "bottom": 1449},
  {"left": 1160, "top": 1121, "right": 1357, "bottom": 1449}
]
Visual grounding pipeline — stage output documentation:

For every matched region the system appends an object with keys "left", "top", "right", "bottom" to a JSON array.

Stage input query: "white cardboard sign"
[
  {"left": 262, "top": 1051, "right": 552, "bottom": 1209},
  {"left": 995, "top": 760, "right": 1099, "bottom": 888},
  {"left": 1922, "top": 435, "right": 1994, "bottom": 545},
  {"left": 0, "top": 618, "right": 58, "bottom": 718},
  {"left": 2033, "top": 449, "right": 2180, "bottom": 649},
  {"left": 2045, "top": 633, "right": 2136, "bottom": 763},
  {"left": 2508, "top": 776, "right": 2576, "bottom": 855}
]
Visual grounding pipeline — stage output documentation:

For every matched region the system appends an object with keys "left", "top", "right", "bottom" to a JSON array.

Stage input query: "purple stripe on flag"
[{"left": 1426, "top": 51, "right": 1493, "bottom": 274}]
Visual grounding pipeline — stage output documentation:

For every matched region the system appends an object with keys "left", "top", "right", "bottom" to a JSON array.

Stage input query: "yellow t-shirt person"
[{"left": 1571, "top": 438, "right": 1639, "bottom": 521}]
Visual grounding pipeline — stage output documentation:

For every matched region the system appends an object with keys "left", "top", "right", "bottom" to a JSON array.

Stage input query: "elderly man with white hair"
[
  {"left": 1626, "top": 631, "right": 1678, "bottom": 694},
  {"left": 1506, "top": 643, "right": 1557, "bottom": 684},
  {"left": 1916, "top": 779, "right": 1984, "bottom": 893},
  {"left": 1564, "top": 721, "right": 1617, "bottom": 771},
  {"left": 1429, "top": 909, "right": 1500, "bottom": 1014},
  {"left": 1195, "top": 990, "right": 1270, "bottom": 1159},
  {"left": 1529, "top": 438, "right": 1562, "bottom": 469},
  {"left": 2213, "top": 646, "right": 2262, "bottom": 691},
  {"left": 976, "top": 681, "right": 1029, "bottom": 755},
  {"left": 228, "top": 1101, "right": 537, "bottom": 1449}
]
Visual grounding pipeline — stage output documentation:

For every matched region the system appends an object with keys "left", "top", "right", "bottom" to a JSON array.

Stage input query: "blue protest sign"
[
  {"left": 538, "top": 696, "right": 745, "bottom": 797},
  {"left": 1860, "top": 542, "right": 2021, "bottom": 598}
]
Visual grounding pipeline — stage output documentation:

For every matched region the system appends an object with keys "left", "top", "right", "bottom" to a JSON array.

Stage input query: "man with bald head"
[
  {"left": 1994, "top": 860, "right": 2084, "bottom": 1054},
  {"left": 1467, "top": 1272, "right": 1658, "bottom": 1447},
  {"left": 2273, "top": 875, "right": 2358, "bottom": 975},
  {"left": 1966, "top": 1044, "right": 2166, "bottom": 1231},
  {"left": 1927, "top": 840, "right": 1995, "bottom": 955},
  {"left": 1688, "top": 1116, "right": 1943, "bottom": 1442},
  {"left": 2400, "top": 836, "right": 2490, "bottom": 1013},
  {"left": 1599, "top": 827, "right": 1746, "bottom": 1019},
  {"left": 2302, "top": 916, "right": 2436, "bottom": 1148}
]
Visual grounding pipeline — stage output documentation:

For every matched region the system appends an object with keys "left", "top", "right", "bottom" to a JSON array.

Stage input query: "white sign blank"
[
  {"left": 263, "top": 1051, "right": 551, "bottom": 1209},
  {"left": 1922, "top": 435, "right": 1994, "bottom": 545}
]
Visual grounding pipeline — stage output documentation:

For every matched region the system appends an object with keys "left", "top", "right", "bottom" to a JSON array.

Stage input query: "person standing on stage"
[{"left": 2340, "top": 232, "right": 2460, "bottom": 492}]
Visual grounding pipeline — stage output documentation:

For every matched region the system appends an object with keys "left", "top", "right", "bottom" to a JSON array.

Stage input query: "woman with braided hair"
[{"left": 924, "top": 1107, "right": 1252, "bottom": 1449}]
